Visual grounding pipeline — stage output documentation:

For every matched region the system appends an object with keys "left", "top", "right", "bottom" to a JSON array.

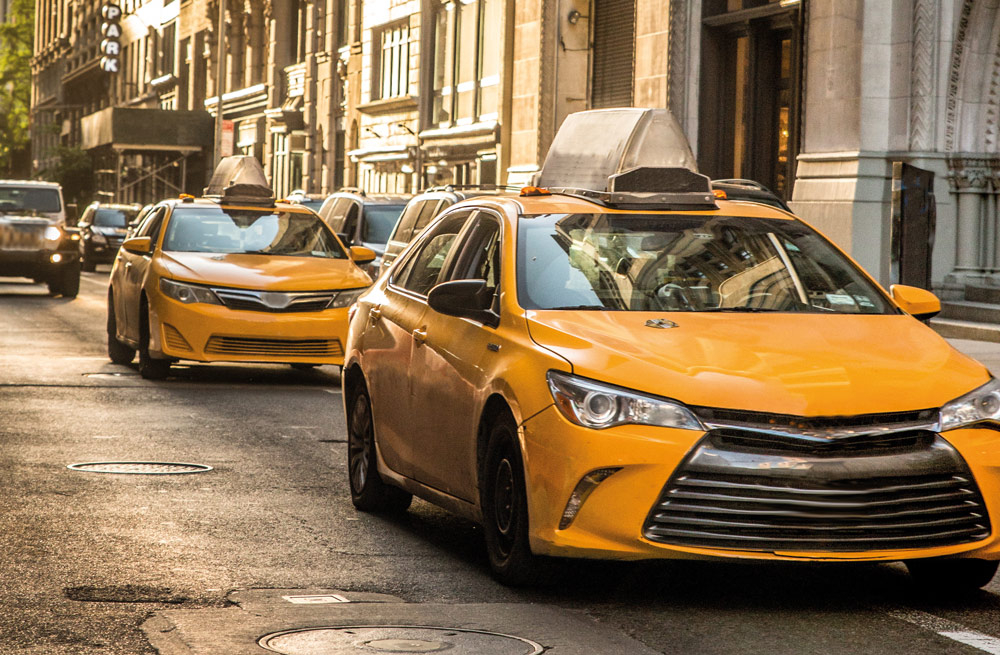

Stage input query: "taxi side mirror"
[
  {"left": 122, "top": 236, "right": 153, "bottom": 255},
  {"left": 890, "top": 284, "right": 941, "bottom": 321},
  {"left": 350, "top": 246, "right": 376, "bottom": 263},
  {"left": 428, "top": 279, "right": 498, "bottom": 327}
]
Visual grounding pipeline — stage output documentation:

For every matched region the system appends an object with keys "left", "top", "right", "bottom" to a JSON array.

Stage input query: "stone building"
[{"left": 30, "top": 0, "right": 1000, "bottom": 312}]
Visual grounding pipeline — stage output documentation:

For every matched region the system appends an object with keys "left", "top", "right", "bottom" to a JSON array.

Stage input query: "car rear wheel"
[
  {"left": 481, "top": 413, "right": 549, "bottom": 586},
  {"left": 347, "top": 387, "right": 412, "bottom": 513},
  {"left": 905, "top": 558, "right": 999, "bottom": 594},
  {"left": 106, "top": 292, "right": 135, "bottom": 365},
  {"left": 138, "top": 302, "right": 171, "bottom": 380}
]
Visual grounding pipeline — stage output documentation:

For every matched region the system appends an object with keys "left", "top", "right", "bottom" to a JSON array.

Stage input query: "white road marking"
[
  {"left": 888, "top": 609, "right": 1000, "bottom": 654},
  {"left": 323, "top": 389, "right": 341, "bottom": 394}
]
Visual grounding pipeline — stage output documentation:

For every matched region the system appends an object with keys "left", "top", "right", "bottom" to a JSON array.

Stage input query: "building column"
[{"left": 947, "top": 157, "right": 992, "bottom": 282}]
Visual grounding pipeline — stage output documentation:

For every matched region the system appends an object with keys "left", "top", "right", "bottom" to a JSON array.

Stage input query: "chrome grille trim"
[
  {"left": 211, "top": 287, "right": 337, "bottom": 313},
  {"left": 642, "top": 433, "right": 991, "bottom": 552},
  {"left": 693, "top": 406, "right": 940, "bottom": 440}
]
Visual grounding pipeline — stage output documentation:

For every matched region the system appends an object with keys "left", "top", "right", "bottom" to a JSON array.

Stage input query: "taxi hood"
[
  {"left": 526, "top": 311, "right": 990, "bottom": 416},
  {"left": 156, "top": 251, "right": 371, "bottom": 290}
]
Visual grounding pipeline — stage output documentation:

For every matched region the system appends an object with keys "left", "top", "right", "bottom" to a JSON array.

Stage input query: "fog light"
[
  {"left": 559, "top": 467, "right": 621, "bottom": 530},
  {"left": 50, "top": 253, "right": 63, "bottom": 263}
]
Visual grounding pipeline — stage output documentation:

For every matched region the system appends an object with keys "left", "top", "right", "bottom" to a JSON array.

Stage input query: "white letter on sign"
[
  {"left": 102, "top": 39, "right": 120, "bottom": 56},
  {"left": 103, "top": 4, "right": 122, "bottom": 20},
  {"left": 102, "top": 22, "right": 122, "bottom": 38},
  {"left": 101, "top": 57, "right": 119, "bottom": 73}
]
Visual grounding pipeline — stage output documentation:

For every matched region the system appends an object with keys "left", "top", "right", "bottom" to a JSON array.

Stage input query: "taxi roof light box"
[
  {"left": 536, "top": 108, "right": 716, "bottom": 209},
  {"left": 204, "top": 155, "right": 276, "bottom": 206}
]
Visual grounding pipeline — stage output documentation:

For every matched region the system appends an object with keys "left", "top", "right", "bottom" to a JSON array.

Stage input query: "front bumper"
[
  {"left": 149, "top": 294, "right": 349, "bottom": 365},
  {"left": 521, "top": 406, "right": 1000, "bottom": 563},
  {"left": 0, "top": 247, "right": 79, "bottom": 278}
]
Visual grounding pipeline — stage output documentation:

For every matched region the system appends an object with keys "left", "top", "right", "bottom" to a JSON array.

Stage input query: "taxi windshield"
[
  {"left": 517, "top": 213, "right": 893, "bottom": 314},
  {"left": 162, "top": 207, "right": 347, "bottom": 259}
]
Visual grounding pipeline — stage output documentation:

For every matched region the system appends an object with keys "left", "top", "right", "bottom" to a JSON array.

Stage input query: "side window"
[
  {"left": 412, "top": 199, "right": 446, "bottom": 237},
  {"left": 341, "top": 202, "right": 361, "bottom": 242},
  {"left": 137, "top": 207, "right": 167, "bottom": 246},
  {"left": 326, "top": 198, "right": 353, "bottom": 231},
  {"left": 391, "top": 200, "right": 424, "bottom": 243},
  {"left": 447, "top": 215, "right": 501, "bottom": 297},
  {"left": 393, "top": 211, "right": 473, "bottom": 296}
]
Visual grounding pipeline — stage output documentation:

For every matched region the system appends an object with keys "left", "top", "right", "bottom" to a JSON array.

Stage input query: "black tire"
[
  {"left": 106, "top": 292, "right": 135, "bottom": 365},
  {"left": 137, "top": 302, "right": 171, "bottom": 380},
  {"left": 906, "top": 558, "right": 998, "bottom": 594},
  {"left": 58, "top": 264, "right": 80, "bottom": 298},
  {"left": 481, "top": 413, "right": 547, "bottom": 586},
  {"left": 346, "top": 387, "right": 412, "bottom": 513}
]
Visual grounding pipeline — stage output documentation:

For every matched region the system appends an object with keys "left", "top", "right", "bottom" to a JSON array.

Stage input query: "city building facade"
[{"left": 29, "top": 0, "right": 1000, "bottom": 297}]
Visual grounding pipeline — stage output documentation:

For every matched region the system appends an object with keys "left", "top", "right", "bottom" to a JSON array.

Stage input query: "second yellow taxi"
[{"left": 107, "top": 156, "right": 373, "bottom": 379}]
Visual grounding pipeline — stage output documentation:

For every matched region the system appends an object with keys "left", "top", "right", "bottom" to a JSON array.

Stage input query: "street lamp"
[{"left": 212, "top": 0, "right": 228, "bottom": 167}]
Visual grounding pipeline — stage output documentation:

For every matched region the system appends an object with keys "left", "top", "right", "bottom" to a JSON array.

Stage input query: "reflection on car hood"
[
  {"left": 156, "top": 251, "right": 371, "bottom": 291},
  {"left": 525, "top": 311, "right": 990, "bottom": 416}
]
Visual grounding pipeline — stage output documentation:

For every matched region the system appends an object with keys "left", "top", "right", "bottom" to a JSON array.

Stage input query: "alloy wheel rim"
[
  {"left": 348, "top": 396, "right": 371, "bottom": 492},
  {"left": 494, "top": 457, "right": 515, "bottom": 537}
]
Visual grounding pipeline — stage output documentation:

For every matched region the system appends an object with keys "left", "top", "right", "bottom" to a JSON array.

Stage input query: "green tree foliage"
[
  {"left": 41, "top": 146, "right": 94, "bottom": 209},
  {"left": 0, "top": 0, "right": 33, "bottom": 177}
]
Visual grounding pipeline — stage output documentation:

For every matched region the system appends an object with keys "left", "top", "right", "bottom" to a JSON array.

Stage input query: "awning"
[{"left": 81, "top": 107, "right": 213, "bottom": 151}]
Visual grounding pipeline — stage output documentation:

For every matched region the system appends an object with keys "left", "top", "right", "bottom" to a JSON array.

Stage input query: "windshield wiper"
[
  {"left": 699, "top": 306, "right": 784, "bottom": 313},
  {"left": 544, "top": 304, "right": 612, "bottom": 310}
]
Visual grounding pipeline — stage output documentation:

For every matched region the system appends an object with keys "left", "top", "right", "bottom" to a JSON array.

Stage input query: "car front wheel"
[
  {"left": 137, "top": 303, "right": 171, "bottom": 380},
  {"left": 481, "top": 413, "right": 548, "bottom": 586},
  {"left": 905, "top": 558, "right": 998, "bottom": 594},
  {"left": 106, "top": 292, "right": 135, "bottom": 365},
  {"left": 346, "top": 387, "right": 412, "bottom": 513}
]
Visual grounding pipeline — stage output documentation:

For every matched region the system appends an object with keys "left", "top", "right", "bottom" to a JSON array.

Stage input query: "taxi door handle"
[
  {"left": 412, "top": 327, "right": 427, "bottom": 345},
  {"left": 369, "top": 306, "right": 382, "bottom": 323},
  {"left": 124, "top": 261, "right": 132, "bottom": 270}
]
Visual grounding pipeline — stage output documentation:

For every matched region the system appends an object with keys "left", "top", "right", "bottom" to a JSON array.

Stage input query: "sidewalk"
[{"left": 948, "top": 338, "right": 1000, "bottom": 376}]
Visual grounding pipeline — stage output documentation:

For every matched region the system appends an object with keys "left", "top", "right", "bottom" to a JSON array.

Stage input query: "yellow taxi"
[
  {"left": 342, "top": 109, "right": 1000, "bottom": 590},
  {"left": 108, "top": 156, "right": 373, "bottom": 379}
]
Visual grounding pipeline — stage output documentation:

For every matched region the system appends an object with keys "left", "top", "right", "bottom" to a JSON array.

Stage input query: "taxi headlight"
[
  {"left": 44, "top": 226, "right": 62, "bottom": 242},
  {"left": 159, "top": 278, "right": 222, "bottom": 305},
  {"left": 940, "top": 378, "right": 1000, "bottom": 431},
  {"left": 547, "top": 370, "right": 704, "bottom": 430},
  {"left": 327, "top": 287, "right": 367, "bottom": 309}
]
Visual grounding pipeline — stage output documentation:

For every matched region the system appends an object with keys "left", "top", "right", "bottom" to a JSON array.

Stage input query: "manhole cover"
[
  {"left": 260, "top": 626, "right": 544, "bottom": 655},
  {"left": 67, "top": 462, "right": 212, "bottom": 475}
]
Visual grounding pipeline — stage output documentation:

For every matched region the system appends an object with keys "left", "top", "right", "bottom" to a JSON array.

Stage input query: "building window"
[
  {"left": 431, "top": 0, "right": 501, "bottom": 127},
  {"left": 160, "top": 21, "right": 176, "bottom": 77},
  {"left": 591, "top": 0, "right": 635, "bottom": 109},
  {"left": 373, "top": 21, "right": 410, "bottom": 100}
]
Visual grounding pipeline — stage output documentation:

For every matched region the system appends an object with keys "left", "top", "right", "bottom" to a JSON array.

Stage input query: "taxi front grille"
[
  {"left": 643, "top": 433, "right": 991, "bottom": 552},
  {"left": 204, "top": 336, "right": 342, "bottom": 358},
  {"left": 212, "top": 288, "right": 335, "bottom": 313}
]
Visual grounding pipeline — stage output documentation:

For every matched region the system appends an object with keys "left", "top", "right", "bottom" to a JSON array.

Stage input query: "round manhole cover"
[
  {"left": 259, "top": 626, "right": 544, "bottom": 655},
  {"left": 67, "top": 462, "right": 212, "bottom": 475}
]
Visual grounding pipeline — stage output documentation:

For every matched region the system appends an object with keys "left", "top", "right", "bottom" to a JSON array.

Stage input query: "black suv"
[
  {"left": 316, "top": 189, "right": 409, "bottom": 276},
  {"left": 380, "top": 185, "right": 514, "bottom": 274},
  {"left": 77, "top": 202, "right": 142, "bottom": 271}
]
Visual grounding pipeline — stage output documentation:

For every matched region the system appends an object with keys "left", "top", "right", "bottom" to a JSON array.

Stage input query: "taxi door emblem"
[{"left": 645, "top": 318, "right": 678, "bottom": 329}]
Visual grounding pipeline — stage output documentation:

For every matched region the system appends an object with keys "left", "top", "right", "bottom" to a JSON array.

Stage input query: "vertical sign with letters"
[{"left": 101, "top": 4, "right": 122, "bottom": 74}]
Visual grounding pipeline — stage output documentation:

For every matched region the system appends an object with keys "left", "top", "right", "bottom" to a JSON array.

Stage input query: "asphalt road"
[{"left": 3, "top": 269, "right": 1000, "bottom": 655}]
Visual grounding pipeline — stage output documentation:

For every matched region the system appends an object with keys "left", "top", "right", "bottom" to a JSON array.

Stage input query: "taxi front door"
[
  {"left": 407, "top": 213, "right": 502, "bottom": 503},
  {"left": 117, "top": 206, "right": 164, "bottom": 341}
]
